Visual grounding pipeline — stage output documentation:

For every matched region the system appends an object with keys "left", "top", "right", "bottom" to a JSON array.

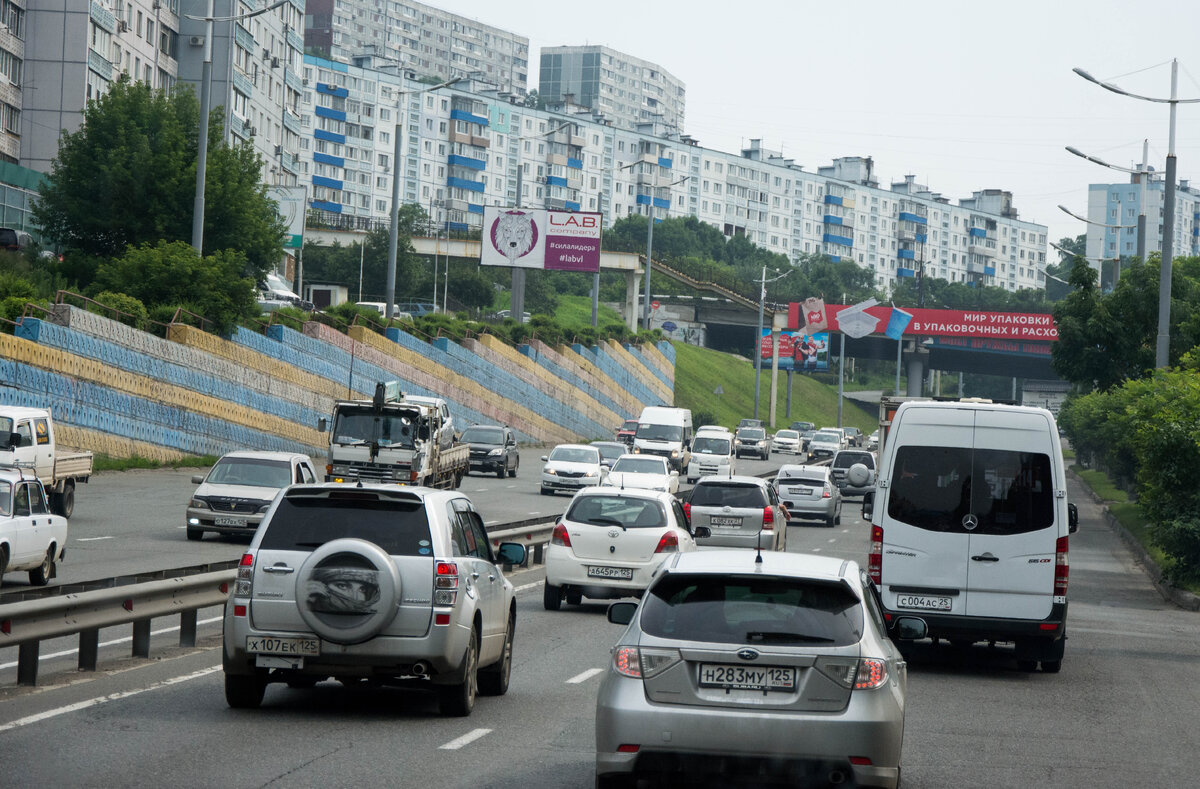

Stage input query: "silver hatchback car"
[
  {"left": 596, "top": 550, "right": 924, "bottom": 788},
  {"left": 685, "top": 475, "right": 787, "bottom": 551}
]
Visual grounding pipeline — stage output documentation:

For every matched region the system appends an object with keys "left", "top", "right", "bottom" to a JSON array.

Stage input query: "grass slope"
[{"left": 670, "top": 341, "right": 877, "bottom": 432}]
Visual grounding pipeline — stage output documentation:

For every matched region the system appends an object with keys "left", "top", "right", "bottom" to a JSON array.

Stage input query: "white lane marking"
[
  {"left": 566, "top": 668, "right": 603, "bottom": 684},
  {"left": 439, "top": 728, "right": 492, "bottom": 750},
  {"left": 828, "top": 539, "right": 837, "bottom": 543},
  {"left": 514, "top": 581, "right": 541, "bottom": 592},
  {"left": 0, "top": 616, "right": 223, "bottom": 671},
  {"left": 76, "top": 536, "right": 114, "bottom": 542},
  {"left": 0, "top": 665, "right": 221, "bottom": 732}
]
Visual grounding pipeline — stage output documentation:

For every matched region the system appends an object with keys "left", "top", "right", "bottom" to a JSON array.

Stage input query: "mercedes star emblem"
[{"left": 963, "top": 513, "right": 979, "bottom": 531}]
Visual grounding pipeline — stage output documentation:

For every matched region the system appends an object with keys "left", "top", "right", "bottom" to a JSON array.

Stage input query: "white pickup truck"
[
  {"left": 0, "top": 407, "right": 94, "bottom": 518},
  {"left": 0, "top": 466, "right": 68, "bottom": 587}
]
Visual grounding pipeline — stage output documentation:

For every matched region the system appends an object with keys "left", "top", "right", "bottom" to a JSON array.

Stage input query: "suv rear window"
[
  {"left": 690, "top": 482, "right": 767, "bottom": 508},
  {"left": 887, "top": 446, "right": 1054, "bottom": 535},
  {"left": 261, "top": 494, "right": 433, "bottom": 555},
  {"left": 639, "top": 573, "right": 863, "bottom": 646},
  {"left": 832, "top": 452, "right": 874, "bottom": 469}
]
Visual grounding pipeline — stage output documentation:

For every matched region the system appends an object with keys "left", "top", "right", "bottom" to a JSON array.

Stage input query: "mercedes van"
[
  {"left": 866, "top": 399, "right": 1077, "bottom": 672},
  {"left": 632, "top": 406, "right": 693, "bottom": 473}
]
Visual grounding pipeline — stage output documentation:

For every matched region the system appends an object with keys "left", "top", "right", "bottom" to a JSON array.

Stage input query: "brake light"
[
  {"left": 612, "top": 646, "right": 680, "bottom": 678},
  {"left": 434, "top": 560, "right": 458, "bottom": 606},
  {"left": 854, "top": 658, "right": 888, "bottom": 690},
  {"left": 654, "top": 531, "right": 679, "bottom": 553},
  {"left": 1054, "top": 536, "right": 1069, "bottom": 596},
  {"left": 233, "top": 604, "right": 247, "bottom": 617},
  {"left": 816, "top": 656, "right": 889, "bottom": 690},
  {"left": 822, "top": 483, "right": 832, "bottom": 499},
  {"left": 235, "top": 553, "right": 255, "bottom": 596},
  {"left": 762, "top": 506, "right": 774, "bottom": 527},
  {"left": 682, "top": 502, "right": 691, "bottom": 519},
  {"left": 868, "top": 525, "right": 882, "bottom": 584},
  {"left": 551, "top": 523, "right": 572, "bottom": 548}
]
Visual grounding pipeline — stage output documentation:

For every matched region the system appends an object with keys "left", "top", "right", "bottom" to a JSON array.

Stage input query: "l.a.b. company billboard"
[{"left": 480, "top": 207, "right": 601, "bottom": 273}]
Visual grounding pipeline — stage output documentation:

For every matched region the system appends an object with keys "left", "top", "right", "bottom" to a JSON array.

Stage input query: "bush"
[{"left": 89, "top": 291, "right": 148, "bottom": 330}]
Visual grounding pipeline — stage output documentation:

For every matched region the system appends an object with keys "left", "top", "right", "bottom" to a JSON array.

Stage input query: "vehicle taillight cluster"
[
  {"left": 682, "top": 502, "right": 691, "bottom": 519},
  {"left": 551, "top": 523, "right": 572, "bottom": 548},
  {"left": 1054, "top": 536, "right": 1069, "bottom": 596},
  {"left": 868, "top": 525, "right": 882, "bottom": 584},
  {"left": 654, "top": 531, "right": 679, "bottom": 553},
  {"left": 822, "top": 483, "right": 832, "bottom": 499},
  {"left": 761, "top": 506, "right": 773, "bottom": 529},
  {"left": 434, "top": 560, "right": 458, "bottom": 606},
  {"left": 816, "top": 656, "right": 889, "bottom": 690},
  {"left": 235, "top": 552, "right": 255, "bottom": 597}
]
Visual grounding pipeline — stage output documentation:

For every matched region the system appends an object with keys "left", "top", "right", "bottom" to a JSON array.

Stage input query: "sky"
[{"left": 435, "top": 0, "right": 1200, "bottom": 258}]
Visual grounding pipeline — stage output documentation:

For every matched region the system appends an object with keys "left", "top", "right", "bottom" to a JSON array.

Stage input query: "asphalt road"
[{"left": 1, "top": 462, "right": 1198, "bottom": 787}]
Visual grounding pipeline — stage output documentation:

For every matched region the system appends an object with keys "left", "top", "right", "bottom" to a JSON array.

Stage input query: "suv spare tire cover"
[
  {"left": 846, "top": 463, "right": 872, "bottom": 487},
  {"left": 296, "top": 538, "right": 401, "bottom": 645}
]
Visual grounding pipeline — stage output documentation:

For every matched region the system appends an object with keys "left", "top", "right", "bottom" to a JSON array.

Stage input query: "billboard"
[
  {"left": 759, "top": 330, "right": 829, "bottom": 372},
  {"left": 480, "top": 207, "right": 601, "bottom": 273},
  {"left": 787, "top": 303, "right": 1058, "bottom": 341},
  {"left": 269, "top": 185, "right": 307, "bottom": 249}
]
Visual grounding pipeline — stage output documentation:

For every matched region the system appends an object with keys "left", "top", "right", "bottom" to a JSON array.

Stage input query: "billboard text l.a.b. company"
[{"left": 480, "top": 207, "right": 601, "bottom": 273}]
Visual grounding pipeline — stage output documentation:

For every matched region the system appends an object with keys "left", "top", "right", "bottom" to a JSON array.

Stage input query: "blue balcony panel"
[
  {"left": 567, "top": 157, "right": 583, "bottom": 169},
  {"left": 564, "top": 201, "right": 581, "bottom": 211},
  {"left": 635, "top": 194, "right": 651, "bottom": 206},
  {"left": 450, "top": 109, "right": 489, "bottom": 127},
  {"left": 824, "top": 195, "right": 843, "bottom": 206},
  {"left": 311, "top": 200, "right": 342, "bottom": 213},
  {"left": 313, "top": 129, "right": 345, "bottom": 144},
  {"left": 467, "top": 204, "right": 484, "bottom": 215},
  {"left": 898, "top": 212, "right": 928, "bottom": 225},
  {"left": 897, "top": 268, "right": 916, "bottom": 278},
  {"left": 898, "top": 249, "right": 915, "bottom": 260},
  {"left": 546, "top": 175, "right": 568, "bottom": 187},
  {"left": 658, "top": 157, "right": 672, "bottom": 169},
  {"left": 447, "top": 176, "right": 484, "bottom": 193},
  {"left": 984, "top": 267, "right": 996, "bottom": 276},
  {"left": 969, "top": 227, "right": 987, "bottom": 238},
  {"left": 448, "top": 154, "right": 486, "bottom": 171},
  {"left": 312, "top": 175, "right": 343, "bottom": 190},
  {"left": 315, "top": 106, "right": 346, "bottom": 122},
  {"left": 652, "top": 197, "right": 670, "bottom": 209},
  {"left": 316, "top": 83, "right": 349, "bottom": 97},
  {"left": 915, "top": 233, "right": 927, "bottom": 243},
  {"left": 313, "top": 153, "right": 345, "bottom": 168},
  {"left": 829, "top": 255, "right": 841, "bottom": 262},
  {"left": 823, "top": 214, "right": 843, "bottom": 226},
  {"left": 447, "top": 221, "right": 470, "bottom": 231},
  {"left": 822, "top": 233, "right": 853, "bottom": 247}
]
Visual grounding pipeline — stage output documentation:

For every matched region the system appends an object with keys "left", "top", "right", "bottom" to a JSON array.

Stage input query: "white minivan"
[
  {"left": 866, "top": 400, "right": 1078, "bottom": 672},
  {"left": 685, "top": 426, "right": 735, "bottom": 483},
  {"left": 632, "top": 406, "right": 693, "bottom": 473}
]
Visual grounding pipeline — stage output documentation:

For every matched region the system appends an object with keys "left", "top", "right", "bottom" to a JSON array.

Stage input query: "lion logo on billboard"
[{"left": 491, "top": 210, "right": 538, "bottom": 264}]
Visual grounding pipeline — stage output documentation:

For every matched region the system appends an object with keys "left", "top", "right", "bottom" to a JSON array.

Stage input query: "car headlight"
[
  {"left": 190, "top": 498, "right": 209, "bottom": 509},
  {"left": 670, "top": 450, "right": 679, "bottom": 458},
  {"left": 545, "top": 467, "right": 558, "bottom": 475},
  {"left": 632, "top": 446, "right": 641, "bottom": 453},
  {"left": 487, "top": 448, "right": 503, "bottom": 457},
  {"left": 584, "top": 470, "right": 599, "bottom": 477}
]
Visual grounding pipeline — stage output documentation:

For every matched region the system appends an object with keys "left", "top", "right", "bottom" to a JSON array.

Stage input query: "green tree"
[{"left": 33, "top": 78, "right": 284, "bottom": 279}]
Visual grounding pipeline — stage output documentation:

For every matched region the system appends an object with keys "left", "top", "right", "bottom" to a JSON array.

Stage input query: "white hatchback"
[
  {"left": 544, "top": 488, "right": 696, "bottom": 610},
  {"left": 605, "top": 454, "right": 679, "bottom": 495}
]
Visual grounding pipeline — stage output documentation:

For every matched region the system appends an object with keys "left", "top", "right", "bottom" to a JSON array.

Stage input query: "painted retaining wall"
[{"left": 1, "top": 305, "right": 674, "bottom": 461}]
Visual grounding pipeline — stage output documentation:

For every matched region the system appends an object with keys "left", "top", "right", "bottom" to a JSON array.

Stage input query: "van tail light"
[
  {"left": 682, "top": 502, "right": 691, "bottom": 519},
  {"left": 654, "top": 531, "right": 679, "bottom": 553},
  {"left": 235, "top": 552, "right": 255, "bottom": 596},
  {"left": 761, "top": 506, "right": 774, "bottom": 529},
  {"left": 434, "top": 560, "right": 459, "bottom": 606},
  {"left": 868, "top": 525, "right": 883, "bottom": 585},
  {"left": 551, "top": 523, "right": 572, "bottom": 548},
  {"left": 1054, "top": 536, "right": 1069, "bottom": 596}
]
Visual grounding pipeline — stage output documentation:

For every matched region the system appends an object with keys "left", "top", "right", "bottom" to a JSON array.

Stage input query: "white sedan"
[
  {"left": 604, "top": 454, "right": 679, "bottom": 495},
  {"left": 770, "top": 429, "right": 803, "bottom": 455},
  {"left": 0, "top": 471, "right": 68, "bottom": 586}
]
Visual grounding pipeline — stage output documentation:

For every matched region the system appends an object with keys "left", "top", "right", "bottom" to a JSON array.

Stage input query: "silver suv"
[
  {"left": 222, "top": 483, "right": 527, "bottom": 716},
  {"left": 685, "top": 476, "right": 787, "bottom": 551}
]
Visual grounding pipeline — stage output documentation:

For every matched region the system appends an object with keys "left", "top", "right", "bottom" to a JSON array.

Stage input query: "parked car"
[
  {"left": 685, "top": 476, "right": 787, "bottom": 551},
  {"left": 460, "top": 424, "right": 520, "bottom": 478},
  {"left": 770, "top": 429, "right": 803, "bottom": 455},
  {"left": 775, "top": 463, "right": 843, "bottom": 527},
  {"left": 831, "top": 449, "right": 877, "bottom": 498},
  {"left": 596, "top": 550, "right": 924, "bottom": 788},
  {"left": 733, "top": 426, "right": 770, "bottom": 460},
  {"left": 544, "top": 487, "right": 695, "bottom": 610},
  {"left": 0, "top": 227, "right": 33, "bottom": 252},
  {"left": 257, "top": 272, "right": 313, "bottom": 312},
  {"left": 605, "top": 454, "right": 679, "bottom": 495},
  {"left": 615, "top": 419, "right": 640, "bottom": 446},
  {"left": 185, "top": 451, "right": 317, "bottom": 541},
  {"left": 843, "top": 426, "right": 864, "bottom": 447},
  {"left": 591, "top": 441, "right": 628, "bottom": 470},
  {"left": 354, "top": 302, "right": 413, "bottom": 321},
  {"left": 807, "top": 429, "right": 844, "bottom": 462},
  {"left": 0, "top": 468, "right": 68, "bottom": 587},
  {"left": 540, "top": 444, "right": 608, "bottom": 495},
  {"left": 222, "top": 483, "right": 527, "bottom": 713}
]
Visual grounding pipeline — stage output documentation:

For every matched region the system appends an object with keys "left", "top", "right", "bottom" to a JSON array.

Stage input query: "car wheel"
[
  {"left": 543, "top": 580, "right": 563, "bottom": 611},
  {"left": 1041, "top": 660, "right": 1062, "bottom": 673},
  {"left": 835, "top": 508, "right": 842, "bottom": 526},
  {"left": 826, "top": 514, "right": 835, "bottom": 528},
  {"left": 186, "top": 526, "right": 203, "bottom": 541},
  {"left": 51, "top": 481, "right": 75, "bottom": 518},
  {"left": 509, "top": 459, "right": 518, "bottom": 478},
  {"left": 566, "top": 589, "right": 583, "bottom": 606},
  {"left": 438, "top": 626, "right": 478, "bottom": 717},
  {"left": 224, "top": 673, "right": 266, "bottom": 709},
  {"left": 28, "top": 547, "right": 54, "bottom": 586},
  {"left": 540, "top": 486, "right": 553, "bottom": 496},
  {"left": 479, "top": 611, "right": 514, "bottom": 696}
]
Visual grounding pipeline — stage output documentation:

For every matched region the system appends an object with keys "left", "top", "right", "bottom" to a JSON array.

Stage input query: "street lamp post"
[
  {"left": 1064, "top": 142, "right": 1155, "bottom": 272},
  {"left": 1049, "top": 240, "right": 1120, "bottom": 291},
  {"left": 641, "top": 174, "right": 690, "bottom": 330},
  {"left": 1056, "top": 205, "right": 1134, "bottom": 288},
  {"left": 1075, "top": 60, "right": 1200, "bottom": 368},
  {"left": 510, "top": 121, "right": 574, "bottom": 323},
  {"left": 385, "top": 77, "right": 461, "bottom": 322},
  {"left": 592, "top": 160, "right": 637, "bottom": 327},
  {"left": 752, "top": 267, "right": 790, "bottom": 420}
]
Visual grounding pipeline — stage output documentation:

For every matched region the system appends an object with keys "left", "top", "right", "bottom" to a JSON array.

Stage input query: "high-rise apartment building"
[
  {"left": 1085, "top": 166, "right": 1200, "bottom": 273},
  {"left": 305, "top": 0, "right": 529, "bottom": 96},
  {"left": 298, "top": 55, "right": 1048, "bottom": 296},
  {"left": 539, "top": 45, "right": 684, "bottom": 134}
]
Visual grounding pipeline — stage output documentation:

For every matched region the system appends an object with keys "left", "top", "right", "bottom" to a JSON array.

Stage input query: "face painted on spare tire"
[{"left": 306, "top": 565, "right": 381, "bottom": 614}]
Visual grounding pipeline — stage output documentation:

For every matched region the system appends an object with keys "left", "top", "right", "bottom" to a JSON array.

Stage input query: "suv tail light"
[
  {"left": 235, "top": 552, "right": 255, "bottom": 597},
  {"left": 434, "top": 560, "right": 459, "bottom": 606},
  {"left": 868, "top": 525, "right": 882, "bottom": 584},
  {"left": 654, "top": 531, "right": 679, "bottom": 553},
  {"left": 551, "top": 523, "right": 572, "bottom": 548},
  {"left": 1054, "top": 536, "right": 1069, "bottom": 596},
  {"left": 682, "top": 502, "right": 691, "bottom": 519},
  {"left": 761, "top": 506, "right": 774, "bottom": 528},
  {"left": 613, "top": 646, "right": 680, "bottom": 679}
]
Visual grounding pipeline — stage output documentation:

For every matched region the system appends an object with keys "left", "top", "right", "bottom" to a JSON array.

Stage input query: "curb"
[{"left": 1069, "top": 468, "right": 1200, "bottom": 612}]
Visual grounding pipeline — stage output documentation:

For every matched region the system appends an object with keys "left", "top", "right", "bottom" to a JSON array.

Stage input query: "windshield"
[
  {"left": 692, "top": 436, "right": 731, "bottom": 455},
  {"left": 332, "top": 407, "right": 418, "bottom": 449},
  {"left": 620, "top": 420, "right": 639, "bottom": 432},
  {"left": 566, "top": 494, "right": 666, "bottom": 529},
  {"left": 592, "top": 443, "right": 625, "bottom": 462},
  {"left": 639, "top": 574, "right": 863, "bottom": 646},
  {"left": 636, "top": 423, "right": 683, "bottom": 442},
  {"left": 736, "top": 428, "right": 765, "bottom": 440},
  {"left": 461, "top": 426, "right": 505, "bottom": 444},
  {"left": 611, "top": 457, "right": 667, "bottom": 475},
  {"left": 549, "top": 446, "right": 600, "bottom": 464},
  {"left": 813, "top": 431, "right": 841, "bottom": 443},
  {"left": 207, "top": 457, "right": 292, "bottom": 488},
  {"left": 775, "top": 431, "right": 798, "bottom": 440}
]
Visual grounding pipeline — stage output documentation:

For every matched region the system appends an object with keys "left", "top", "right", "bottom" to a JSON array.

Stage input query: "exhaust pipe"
[
  {"left": 411, "top": 661, "right": 429, "bottom": 676},
  {"left": 827, "top": 769, "right": 847, "bottom": 785}
]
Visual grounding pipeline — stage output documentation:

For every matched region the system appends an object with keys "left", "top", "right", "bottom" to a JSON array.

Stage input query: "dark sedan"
[{"left": 461, "top": 424, "right": 520, "bottom": 478}]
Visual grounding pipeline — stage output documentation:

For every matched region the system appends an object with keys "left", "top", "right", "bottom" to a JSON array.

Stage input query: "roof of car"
[
  {"left": 591, "top": 441, "right": 627, "bottom": 448},
  {"left": 664, "top": 549, "right": 857, "bottom": 583},
  {"left": 218, "top": 450, "right": 311, "bottom": 462},
  {"left": 552, "top": 443, "right": 597, "bottom": 451},
  {"left": 694, "top": 474, "right": 769, "bottom": 488},
  {"left": 571, "top": 486, "right": 676, "bottom": 503},
  {"left": 777, "top": 463, "right": 831, "bottom": 480}
]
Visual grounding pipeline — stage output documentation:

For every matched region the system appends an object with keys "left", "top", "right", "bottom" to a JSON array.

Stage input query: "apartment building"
[
  {"left": 1085, "top": 168, "right": 1200, "bottom": 269},
  {"left": 305, "top": 0, "right": 529, "bottom": 96},
  {"left": 539, "top": 45, "right": 685, "bottom": 135},
  {"left": 299, "top": 55, "right": 1048, "bottom": 295}
]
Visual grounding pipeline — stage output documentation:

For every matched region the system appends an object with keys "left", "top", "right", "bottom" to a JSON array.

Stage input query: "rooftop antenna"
[{"left": 755, "top": 526, "right": 764, "bottom": 564}]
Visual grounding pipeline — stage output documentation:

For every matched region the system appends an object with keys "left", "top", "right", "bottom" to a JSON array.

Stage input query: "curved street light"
[
  {"left": 1049, "top": 240, "right": 1120, "bottom": 289},
  {"left": 642, "top": 174, "right": 691, "bottom": 330},
  {"left": 1065, "top": 141, "right": 1152, "bottom": 261},
  {"left": 1058, "top": 204, "right": 1135, "bottom": 230}
]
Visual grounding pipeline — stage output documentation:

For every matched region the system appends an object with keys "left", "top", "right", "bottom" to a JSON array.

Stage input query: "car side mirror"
[
  {"left": 191, "top": 475, "right": 205, "bottom": 484},
  {"left": 3, "top": 431, "right": 18, "bottom": 449},
  {"left": 693, "top": 525, "right": 711, "bottom": 539},
  {"left": 541, "top": 455, "right": 548, "bottom": 462},
  {"left": 495, "top": 542, "right": 527, "bottom": 567},
  {"left": 317, "top": 417, "right": 327, "bottom": 432},
  {"left": 607, "top": 601, "right": 638, "bottom": 625},
  {"left": 861, "top": 491, "right": 875, "bottom": 521},
  {"left": 893, "top": 616, "right": 928, "bottom": 641},
  {"left": 1068, "top": 502, "right": 1079, "bottom": 534}
]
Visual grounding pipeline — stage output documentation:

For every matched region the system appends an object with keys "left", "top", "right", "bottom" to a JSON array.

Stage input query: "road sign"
[
  {"left": 714, "top": 385, "right": 724, "bottom": 395},
  {"left": 662, "top": 320, "right": 677, "bottom": 332},
  {"left": 651, "top": 300, "right": 660, "bottom": 310}
]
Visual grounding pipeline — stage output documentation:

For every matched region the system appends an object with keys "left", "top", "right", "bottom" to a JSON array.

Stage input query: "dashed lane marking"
[
  {"left": 76, "top": 536, "right": 114, "bottom": 542},
  {"left": 439, "top": 728, "right": 492, "bottom": 750},
  {"left": 566, "top": 668, "right": 603, "bottom": 684}
]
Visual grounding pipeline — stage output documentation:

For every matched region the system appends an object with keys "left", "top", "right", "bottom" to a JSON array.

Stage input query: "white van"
[
  {"left": 686, "top": 426, "right": 735, "bottom": 483},
  {"left": 867, "top": 400, "right": 1078, "bottom": 672},
  {"left": 632, "top": 406, "right": 693, "bottom": 473}
]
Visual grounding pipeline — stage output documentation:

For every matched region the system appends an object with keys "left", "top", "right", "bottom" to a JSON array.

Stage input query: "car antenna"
[{"left": 755, "top": 526, "right": 764, "bottom": 564}]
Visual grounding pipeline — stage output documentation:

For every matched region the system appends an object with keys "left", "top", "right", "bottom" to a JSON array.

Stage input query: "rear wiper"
[
  {"left": 588, "top": 516, "right": 626, "bottom": 530},
  {"left": 745, "top": 631, "right": 836, "bottom": 644}
]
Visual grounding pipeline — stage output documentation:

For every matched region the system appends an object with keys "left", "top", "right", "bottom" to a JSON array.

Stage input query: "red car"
[{"left": 616, "top": 418, "right": 639, "bottom": 446}]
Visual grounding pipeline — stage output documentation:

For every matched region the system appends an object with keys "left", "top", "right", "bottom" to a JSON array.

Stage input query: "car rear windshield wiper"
[
  {"left": 587, "top": 516, "right": 626, "bottom": 530},
  {"left": 745, "top": 631, "right": 836, "bottom": 644}
]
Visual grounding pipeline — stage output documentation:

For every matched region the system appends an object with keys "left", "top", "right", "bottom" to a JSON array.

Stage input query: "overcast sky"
[{"left": 436, "top": 0, "right": 1200, "bottom": 256}]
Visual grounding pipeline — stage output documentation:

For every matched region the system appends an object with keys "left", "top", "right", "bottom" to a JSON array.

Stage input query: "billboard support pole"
[{"left": 837, "top": 334, "right": 845, "bottom": 428}]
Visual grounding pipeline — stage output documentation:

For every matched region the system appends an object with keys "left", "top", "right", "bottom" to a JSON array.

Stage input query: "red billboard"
[{"left": 787, "top": 303, "right": 1058, "bottom": 341}]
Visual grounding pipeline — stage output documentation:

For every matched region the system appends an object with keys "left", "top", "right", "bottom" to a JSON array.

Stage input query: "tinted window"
[
  {"left": 566, "top": 495, "right": 666, "bottom": 529},
  {"left": 812, "top": 431, "right": 840, "bottom": 443},
  {"left": 736, "top": 428, "right": 765, "bottom": 440},
  {"left": 549, "top": 446, "right": 599, "bottom": 464},
  {"left": 261, "top": 495, "right": 433, "bottom": 555},
  {"left": 639, "top": 573, "right": 863, "bottom": 646},
  {"left": 636, "top": 423, "right": 683, "bottom": 442},
  {"left": 0, "top": 480, "right": 9, "bottom": 516},
  {"left": 592, "top": 443, "right": 625, "bottom": 463},
  {"left": 833, "top": 452, "right": 874, "bottom": 469},
  {"left": 461, "top": 426, "right": 505, "bottom": 443},
  {"left": 611, "top": 457, "right": 667, "bottom": 475},
  {"left": 887, "top": 445, "right": 1054, "bottom": 534},
  {"left": 690, "top": 483, "right": 767, "bottom": 508}
]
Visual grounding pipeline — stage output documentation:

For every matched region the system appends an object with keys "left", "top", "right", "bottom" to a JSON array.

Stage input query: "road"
[{"left": 1, "top": 460, "right": 1198, "bottom": 787}]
